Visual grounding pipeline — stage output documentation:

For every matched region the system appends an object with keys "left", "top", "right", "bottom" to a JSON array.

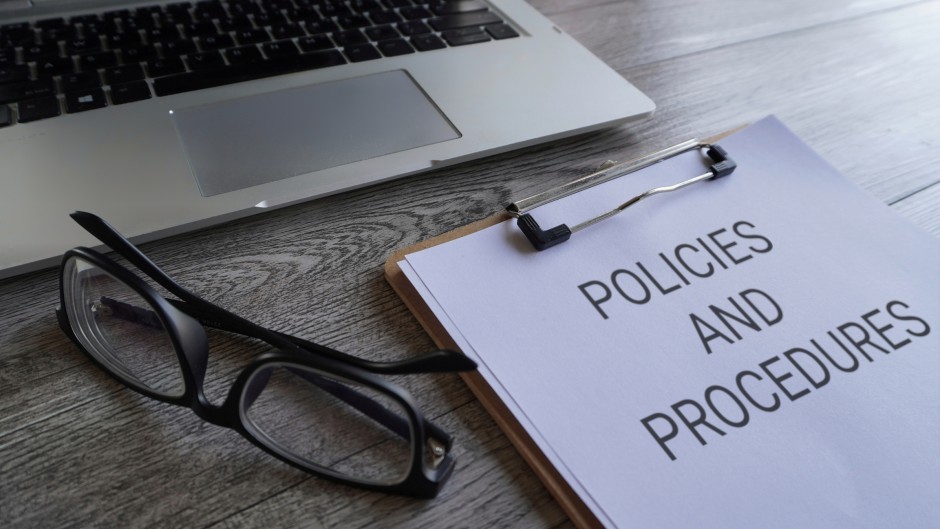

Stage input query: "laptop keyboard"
[{"left": 0, "top": 0, "right": 518, "bottom": 127}]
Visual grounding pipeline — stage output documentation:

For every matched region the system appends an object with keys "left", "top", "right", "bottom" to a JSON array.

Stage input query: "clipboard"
[
  {"left": 384, "top": 127, "right": 744, "bottom": 528},
  {"left": 384, "top": 213, "right": 605, "bottom": 526}
]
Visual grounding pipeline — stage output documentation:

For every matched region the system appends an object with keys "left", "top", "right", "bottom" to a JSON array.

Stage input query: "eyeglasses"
[{"left": 55, "top": 211, "right": 476, "bottom": 498}]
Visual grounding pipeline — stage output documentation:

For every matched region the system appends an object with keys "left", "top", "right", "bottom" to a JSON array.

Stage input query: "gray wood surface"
[{"left": 2, "top": 0, "right": 939, "bottom": 527}]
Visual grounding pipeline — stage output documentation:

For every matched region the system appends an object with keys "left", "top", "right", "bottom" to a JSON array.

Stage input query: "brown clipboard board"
[{"left": 384, "top": 213, "right": 605, "bottom": 529}]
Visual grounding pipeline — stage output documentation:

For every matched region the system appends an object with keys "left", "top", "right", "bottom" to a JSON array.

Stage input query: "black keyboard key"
[
  {"left": 80, "top": 51, "right": 118, "bottom": 71},
  {"left": 288, "top": 2, "right": 317, "bottom": 15},
  {"left": 441, "top": 27, "right": 490, "bottom": 46},
  {"left": 199, "top": 34, "right": 235, "bottom": 51},
  {"left": 429, "top": 12, "right": 501, "bottom": 31},
  {"left": 1, "top": 21, "right": 32, "bottom": 32},
  {"left": 0, "top": 104, "right": 11, "bottom": 127},
  {"left": 166, "top": 9, "right": 195, "bottom": 25},
  {"left": 35, "top": 57, "right": 75, "bottom": 77},
  {"left": 65, "top": 88, "right": 107, "bottom": 113},
  {"left": 228, "top": 3, "right": 261, "bottom": 18},
  {"left": 332, "top": 29, "right": 367, "bottom": 47},
  {"left": 110, "top": 80, "right": 152, "bottom": 104},
  {"left": 183, "top": 21, "right": 220, "bottom": 38},
  {"left": 267, "top": 0, "right": 296, "bottom": 11},
  {"left": 486, "top": 23, "right": 519, "bottom": 40},
  {"left": 400, "top": 7, "right": 432, "bottom": 20},
  {"left": 1, "top": 23, "right": 34, "bottom": 46},
  {"left": 369, "top": 10, "right": 402, "bottom": 24},
  {"left": 22, "top": 43, "right": 61, "bottom": 62},
  {"left": 121, "top": 46, "right": 158, "bottom": 64},
  {"left": 17, "top": 96, "right": 61, "bottom": 122},
  {"left": 292, "top": 9, "right": 320, "bottom": 24},
  {"left": 253, "top": 12, "right": 288, "bottom": 27},
  {"left": 136, "top": 7, "right": 162, "bottom": 17},
  {"left": 193, "top": 1, "right": 226, "bottom": 20},
  {"left": 297, "top": 35, "right": 332, "bottom": 52},
  {"left": 319, "top": 4, "right": 352, "bottom": 18},
  {"left": 106, "top": 33, "right": 143, "bottom": 50},
  {"left": 187, "top": 51, "right": 225, "bottom": 70},
  {"left": 235, "top": 28, "right": 270, "bottom": 45},
  {"left": 350, "top": 0, "right": 382, "bottom": 12},
  {"left": 145, "top": 27, "right": 182, "bottom": 44},
  {"left": 41, "top": 26, "right": 78, "bottom": 43},
  {"left": 344, "top": 43, "right": 380, "bottom": 62},
  {"left": 119, "top": 18, "right": 145, "bottom": 34},
  {"left": 261, "top": 39, "right": 299, "bottom": 58},
  {"left": 103, "top": 9, "right": 131, "bottom": 22},
  {"left": 146, "top": 57, "right": 186, "bottom": 77},
  {"left": 161, "top": 39, "right": 198, "bottom": 57},
  {"left": 225, "top": 45, "right": 264, "bottom": 64},
  {"left": 377, "top": 38, "right": 414, "bottom": 56},
  {"left": 430, "top": 1, "right": 487, "bottom": 15},
  {"left": 384, "top": 0, "right": 413, "bottom": 6},
  {"left": 80, "top": 24, "right": 104, "bottom": 40},
  {"left": 270, "top": 23, "right": 304, "bottom": 40},
  {"left": 34, "top": 17, "right": 67, "bottom": 30},
  {"left": 66, "top": 37, "right": 102, "bottom": 55},
  {"left": 152, "top": 50, "right": 347, "bottom": 96},
  {"left": 62, "top": 72, "right": 102, "bottom": 92},
  {"left": 397, "top": 21, "right": 432, "bottom": 36},
  {"left": 303, "top": 19, "right": 338, "bottom": 35},
  {"left": 100, "top": 19, "right": 123, "bottom": 37},
  {"left": 0, "top": 65, "right": 30, "bottom": 85},
  {"left": 337, "top": 15, "right": 371, "bottom": 29},
  {"left": 131, "top": 13, "right": 160, "bottom": 29},
  {"left": 70, "top": 14, "right": 102, "bottom": 25},
  {"left": 166, "top": 2, "right": 194, "bottom": 16},
  {"left": 0, "top": 80, "right": 56, "bottom": 104},
  {"left": 365, "top": 25, "right": 400, "bottom": 41},
  {"left": 105, "top": 63, "right": 145, "bottom": 84},
  {"left": 218, "top": 16, "right": 255, "bottom": 32},
  {"left": 410, "top": 33, "right": 446, "bottom": 51}
]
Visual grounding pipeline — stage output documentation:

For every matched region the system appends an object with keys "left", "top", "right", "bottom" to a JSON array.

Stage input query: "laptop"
[{"left": 0, "top": 0, "right": 654, "bottom": 279}]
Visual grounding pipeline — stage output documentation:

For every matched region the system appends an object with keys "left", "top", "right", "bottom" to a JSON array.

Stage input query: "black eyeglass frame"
[{"left": 56, "top": 211, "right": 476, "bottom": 498}]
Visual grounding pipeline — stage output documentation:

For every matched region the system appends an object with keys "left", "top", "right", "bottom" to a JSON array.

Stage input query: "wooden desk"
[{"left": 2, "top": 1, "right": 938, "bottom": 526}]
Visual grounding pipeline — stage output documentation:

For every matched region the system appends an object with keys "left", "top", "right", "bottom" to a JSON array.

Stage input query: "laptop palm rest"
[{"left": 169, "top": 69, "right": 461, "bottom": 197}]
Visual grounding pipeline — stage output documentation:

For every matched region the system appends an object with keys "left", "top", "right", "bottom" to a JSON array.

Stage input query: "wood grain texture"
[{"left": 1, "top": 0, "right": 938, "bottom": 527}]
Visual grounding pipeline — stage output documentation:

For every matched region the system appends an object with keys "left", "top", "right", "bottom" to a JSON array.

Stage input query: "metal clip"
[{"left": 506, "top": 141, "right": 737, "bottom": 251}]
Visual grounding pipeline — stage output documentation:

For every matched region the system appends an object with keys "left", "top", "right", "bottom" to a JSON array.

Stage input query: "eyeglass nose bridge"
[{"left": 186, "top": 389, "right": 239, "bottom": 427}]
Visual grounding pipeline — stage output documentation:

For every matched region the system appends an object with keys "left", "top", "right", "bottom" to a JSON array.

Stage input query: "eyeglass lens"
[
  {"left": 242, "top": 363, "right": 415, "bottom": 486},
  {"left": 62, "top": 256, "right": 186, "bottom": 397}
]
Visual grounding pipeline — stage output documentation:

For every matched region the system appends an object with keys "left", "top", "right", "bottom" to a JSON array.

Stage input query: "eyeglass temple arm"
[
  {"left": 168, "top": 298, "right": 476, "bottom": 375},
  {"left": 274, "top": 330, "right": 476, "bottom": 375},
  {"left": 71, "top": 211, "right": 203, "bottom": 302},
  {"left": 242, "top": 366, "right": 453, "bottom": 456},
  {"left": 72, "top": 211, "right": 477, "bottom": 376},
  {"left": 291, "top": 367, "right": 410, "bottom": 439},
  {"left": 286, "top": 367, "right": 453, "bottom": 449}
]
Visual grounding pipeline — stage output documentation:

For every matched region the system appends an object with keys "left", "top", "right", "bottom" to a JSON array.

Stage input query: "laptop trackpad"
[{"left": 170, "top": 70, "right": 461, "bottom": 197}]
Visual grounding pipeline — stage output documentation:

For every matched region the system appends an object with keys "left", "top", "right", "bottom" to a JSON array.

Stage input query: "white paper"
[{"left": 404, "top": 117, "right": 940, "bottom": 529}]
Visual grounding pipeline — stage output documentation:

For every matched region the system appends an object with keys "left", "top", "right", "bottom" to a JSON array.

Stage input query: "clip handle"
[
  {"left": 707, "top": 145, "right": 736, "bottom": 179},
  {"left": 517, "top": 214, "right": 571, "bottom": 251}
]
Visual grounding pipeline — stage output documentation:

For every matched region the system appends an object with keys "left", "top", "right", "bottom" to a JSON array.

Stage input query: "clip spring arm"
[{"left": 510, "top": 143, "right": 736, "bottom": 251}]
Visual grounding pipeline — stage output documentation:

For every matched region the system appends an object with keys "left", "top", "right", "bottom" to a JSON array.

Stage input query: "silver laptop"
[{"left": 0, "top": 0, "right": 654, "bottom": 278}]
